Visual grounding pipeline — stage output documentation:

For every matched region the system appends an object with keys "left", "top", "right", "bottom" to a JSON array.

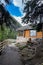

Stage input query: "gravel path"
[{"left": 0, "top": 45, "right": 22, "bottom": 65}]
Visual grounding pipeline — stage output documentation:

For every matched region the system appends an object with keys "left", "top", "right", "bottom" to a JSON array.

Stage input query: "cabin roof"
[{"left": 17, "top": 25, "right": 33, "bottom": 31}]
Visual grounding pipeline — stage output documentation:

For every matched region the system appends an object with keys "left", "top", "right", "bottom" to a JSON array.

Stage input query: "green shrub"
[{"left": 0, "top": 27, "right": 17, "bottom": 42}]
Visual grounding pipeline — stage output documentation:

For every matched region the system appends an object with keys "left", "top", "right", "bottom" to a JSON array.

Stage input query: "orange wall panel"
[
  {"left": 18, "top": 30, "right": 42, "bottom": 39},
  {"left": 24, "top": 30, "right": 30, "bottom": 38},
  {"left": 37, "top": 31, "right": 42, "bottom": 38},
  {"left": 23, "top": 30, "right": 42, "bottom": 39}
]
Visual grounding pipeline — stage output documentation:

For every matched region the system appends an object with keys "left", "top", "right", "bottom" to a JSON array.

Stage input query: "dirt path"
[{"left": 0, "top": 44, "right": 23, "bottom": 65}]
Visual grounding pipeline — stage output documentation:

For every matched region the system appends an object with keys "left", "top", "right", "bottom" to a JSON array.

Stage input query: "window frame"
[{"left": 30, "top": 30, "right": 36, "bottom": 37}]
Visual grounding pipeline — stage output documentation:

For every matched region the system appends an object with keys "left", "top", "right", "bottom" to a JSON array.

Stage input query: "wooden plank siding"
[
  {"left": 24, "top": 30, "right": 42, "bottom": 39},
  {"left": 18, "top": 30, "right": 42, "bottom": 39},
  {"left": 24, "top": 30, "right": 30, "bottom": 38},
  {"left": 37, "top": 31, "right": 42, "bottom": 38}
]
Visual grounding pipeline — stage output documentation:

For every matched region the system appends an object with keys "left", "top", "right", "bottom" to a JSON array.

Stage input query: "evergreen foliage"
[
  {"left": 22, "top": 0, "right": 43, "bottom": 31},
  {"left": 0, "top": 0, "right": 21, "bottom": 41}
]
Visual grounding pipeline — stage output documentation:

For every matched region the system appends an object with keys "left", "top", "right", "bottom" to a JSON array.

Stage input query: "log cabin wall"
[
  {"left": 18, "top": 29, "right": 42, "bottom": 39},
  {"left": 23, "top": 30, "right": 42, "bottom": 39}
]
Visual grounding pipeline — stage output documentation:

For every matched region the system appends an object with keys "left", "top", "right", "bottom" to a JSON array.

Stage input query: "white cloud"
[
  {"left": 13, "top": 16, "right": 23, "bottom": 26},
  {"left": 1, "top": 0, "right": 27, "bottom": 26},
  {"left": 13, "top": 0, "right": 24, "bottom": 14},
  {"left": 1, "top": 0, "right": 6, "bottom": 5},
  {"left": 12, "top": 0, "right": 26, "bottom": 26},
  {"left": 13, "top": 0, "right": 22, "bottom": 8},
  {"left": 12, "top": 15, "right": 28, "bottom": 26},
  {"left": 12, "top": 0, "right": 28, "bottom": 26}
]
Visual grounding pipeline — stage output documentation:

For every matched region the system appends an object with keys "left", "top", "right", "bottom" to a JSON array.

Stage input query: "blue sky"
[
  {"left": 5, "top": 0, "right": 23, "bottom": 17},
  {"left": 5, "top": 3, "right": 23, "bottom": 16},
  {"left": 5, "top": 0, "right": 26, "bottom": 25},
  {"left": 1, "top": 0, "right": 23, "bottom": 16},
  {"left": 1, "top": 0, "right": 26, "bottom": 26}
]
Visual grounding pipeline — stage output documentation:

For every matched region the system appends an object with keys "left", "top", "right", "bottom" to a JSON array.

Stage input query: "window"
[{"left": 30, "top": 30, "right": 36, "bottom": 36}]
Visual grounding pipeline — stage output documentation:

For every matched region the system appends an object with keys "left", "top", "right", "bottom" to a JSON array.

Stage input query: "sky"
[
  {"left": 1, "top": 0, "right": 43, "bottom": 26},
  {"left": 6, "top": 0, "right": 25, "bottom": 26},
  {"left": 1, "top": 0, "right": 27, "bottom": 26}
]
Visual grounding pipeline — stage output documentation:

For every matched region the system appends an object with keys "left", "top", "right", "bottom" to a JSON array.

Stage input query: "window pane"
[{"left": 30, "top": 30, "right": 36, "bottom": 36}]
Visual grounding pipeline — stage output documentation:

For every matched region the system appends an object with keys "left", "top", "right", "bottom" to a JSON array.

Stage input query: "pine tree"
[
  {"left": 0, "top": 0, "right": 21, "bottom": 30},
  {"left": 22, "top": 0, "right": 43, "bottom": 44}
]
